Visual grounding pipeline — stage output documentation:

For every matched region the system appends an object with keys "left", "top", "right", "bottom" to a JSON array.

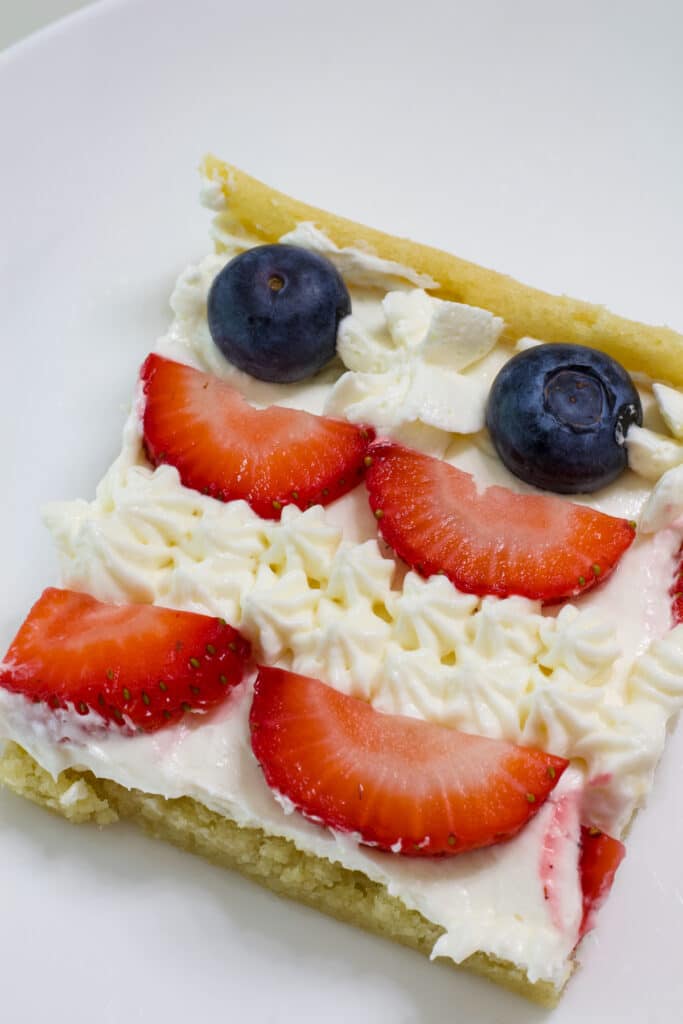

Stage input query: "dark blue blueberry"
[
  {"left": 207, "top": 244, "right": 351, "bottom": 383},
  {"left": 485, "top": 343, "right": 642, "bottom": 494}
]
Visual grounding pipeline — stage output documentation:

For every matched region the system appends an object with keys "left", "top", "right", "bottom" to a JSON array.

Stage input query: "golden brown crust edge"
[
  {"left": 0, "top": 742, "right": 566, "bottom": 1007},
  {"left": 202, "top": 154, "right": 683, "bottom": 388}
]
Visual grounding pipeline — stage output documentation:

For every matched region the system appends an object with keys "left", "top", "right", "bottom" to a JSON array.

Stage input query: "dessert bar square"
[{"left": 1, "top": 156, "right": 682, "bottom": 1007}]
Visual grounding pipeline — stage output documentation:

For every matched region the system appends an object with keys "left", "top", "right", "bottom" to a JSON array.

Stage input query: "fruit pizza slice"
[{"left": 1, "top": 157, "right": 683, "bottom": 1010}]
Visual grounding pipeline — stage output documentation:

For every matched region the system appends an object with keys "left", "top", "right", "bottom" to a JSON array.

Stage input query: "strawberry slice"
[
  {"left": 0, "top": 588, "right": 250, "bottom": 733},
  {"left": 578, "top": 825, "right": 626, "bottom": 938},
  {"left": 672, "top": 542, "right": 683, "bottom": 625},
  {"left": 250, "top": 667, "right": 568, "bottom": 857},
  {"left": 141, "top": 354, "right": 374, "bottom": 520},
  {"left": 365, "top": 441, "right": 636, "bottom": 601}
]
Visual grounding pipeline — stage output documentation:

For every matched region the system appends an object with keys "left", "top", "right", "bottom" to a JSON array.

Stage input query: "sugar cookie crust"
[
  {"left": 202, "top": 154, "right": 683, "bottom": 387},
  {"left": 0, "top": 742, "right": 567, "bottom": 1007}
]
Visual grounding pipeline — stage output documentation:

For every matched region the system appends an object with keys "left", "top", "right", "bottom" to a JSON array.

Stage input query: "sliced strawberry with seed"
[
  {"left": 578, "top": 825, "right": 625, "bottom": 938},
  {"left": 141, "top": 353, "right": 374, "bottom": 520},
  {"left": 365, "top": 441, "right": 636, "bottom": 602},
  {"left": 250, "top": 666, "right": 568, "bottom": 857},
  {"left": 0, "top": 588, "right": 250, "bottom": 732}
]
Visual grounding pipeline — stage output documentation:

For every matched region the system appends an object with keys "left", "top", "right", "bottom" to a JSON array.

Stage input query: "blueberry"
[
  {"left": 485, "top": 343, "right": 642, "bottom": 494},
  {"left": 207, "top": 244, "right": 351, "bottom": 383}
]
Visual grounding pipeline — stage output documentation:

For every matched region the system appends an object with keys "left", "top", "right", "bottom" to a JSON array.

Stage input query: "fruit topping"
[
  {"left": 208, "top": 243, "right": 351, "bottom": 383},
  {"left": 249, "top": 666, "right": 568, "bottom": 857},
  {"left": 364, "top": 441, "right": 636, "bottom": 601},
  {"left": 578, "top": 825, "right": 625, "bottom": 938},
  {"left": 0, "top": 588, "right": 250, "bottom": 733},
  {"left": 672, "top": 542, "right": 683, "bottom": 625},
  {"left": 486, "top": 343, "right": 642, "bottom": 494},
  {"left": 141, "top": 354, "right": 374, "bottom": 519}
]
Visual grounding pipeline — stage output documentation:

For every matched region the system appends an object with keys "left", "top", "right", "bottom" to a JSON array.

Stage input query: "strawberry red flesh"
[
  {"left": 578, "top": 825, "right": 625, "bottom": 938},
  {"left": 365, "top": 441, "right": 636, "bottom": 602},
  {"left": 250, "top": 666, "right": 568, "bottom": 857},
  {"left": 141, "top": 353, "right": 374, "bottom": 520},
  {"left": 671, "top": 542, "right": 683, "bottom": 625},
  {"left": 0, "top": 588, "right": 250, "bottom": 732}
]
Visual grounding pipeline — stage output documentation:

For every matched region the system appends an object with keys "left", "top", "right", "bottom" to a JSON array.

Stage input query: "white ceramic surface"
[
  {"left": 0, "top": 0, "right": 92, "bottom": 51},
  {"left": 1, "top": 1, "right": 682, "bottom": 1021}
]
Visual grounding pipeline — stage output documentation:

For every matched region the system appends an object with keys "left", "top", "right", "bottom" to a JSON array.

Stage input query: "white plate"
[{"left": 2, "top": 1, "right": 682, "bottom": 1020}]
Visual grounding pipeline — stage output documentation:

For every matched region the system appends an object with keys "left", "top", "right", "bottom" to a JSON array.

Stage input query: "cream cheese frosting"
[
  {"left": 3, "top": 199, "right": 683, "bottom": 987},
  {"left": 42, "top": 442, "right": 683, "bottom": 834},
  {"left": 653, "top": 383, "right": 683, "bottom": 438}
]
